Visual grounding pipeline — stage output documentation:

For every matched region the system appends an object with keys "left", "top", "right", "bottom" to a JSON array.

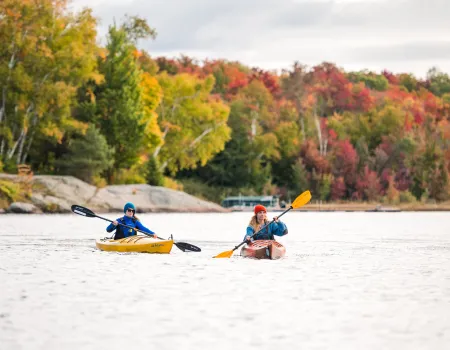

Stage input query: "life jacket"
[
  {"left": 114, "top": 217, "right": 138, "bottom": 240},
  {"left": 253, "top": 224, "right": 275, "bottom": 240}
]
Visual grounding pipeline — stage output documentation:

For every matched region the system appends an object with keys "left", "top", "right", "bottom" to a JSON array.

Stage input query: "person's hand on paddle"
[
  {"left": 112, "top": 220, "right": 118, "bottom": 226},
  {"left": 273, "top": 216, "right": 279, "bottom": 222},
  {"left": 245, "top": 236, "right": 252, "bottom": 244}
]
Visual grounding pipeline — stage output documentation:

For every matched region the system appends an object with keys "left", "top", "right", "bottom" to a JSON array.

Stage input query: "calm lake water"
[{"left": 1, "top": 211, "right": 449, "bottom": 350}]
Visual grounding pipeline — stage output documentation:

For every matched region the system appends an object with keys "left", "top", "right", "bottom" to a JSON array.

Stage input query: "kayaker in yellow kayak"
[
  {"left": 106, "top": 202, "right": 157, "bottom": 240},
  {"left": 244, "top": 204, "right": 288, "bottom": 243}
]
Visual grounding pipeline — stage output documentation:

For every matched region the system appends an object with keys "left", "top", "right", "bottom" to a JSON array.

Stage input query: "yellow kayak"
[{"left": 96, "top": 235, "right": 174, "bottom": 253}]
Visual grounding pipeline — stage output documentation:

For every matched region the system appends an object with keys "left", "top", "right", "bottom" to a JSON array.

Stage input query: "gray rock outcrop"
[
  {"left": 0, "top": 174, "right": 227, "bottom": 213},
  {"left": 7, "top": 202, "right": 41, "bottom": 214}
]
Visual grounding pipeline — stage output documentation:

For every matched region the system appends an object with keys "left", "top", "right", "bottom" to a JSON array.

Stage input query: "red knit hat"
[{"left": 254, "top": 204, "right": 267, "bottom": 214}]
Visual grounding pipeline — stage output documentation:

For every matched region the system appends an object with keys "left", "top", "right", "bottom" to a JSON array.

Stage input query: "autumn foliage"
[{"left": 1, "top": 1, "right": 449, "bottom": 203}]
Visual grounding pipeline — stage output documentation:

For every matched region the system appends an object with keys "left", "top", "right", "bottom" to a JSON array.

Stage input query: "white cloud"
[{"left": 70, "top": 0, "right": 450, "bottom": 77}]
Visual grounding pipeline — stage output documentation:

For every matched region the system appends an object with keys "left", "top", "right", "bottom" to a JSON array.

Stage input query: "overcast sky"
[{"left": 70, "top": 0, "right": 450, "bottom": 78}]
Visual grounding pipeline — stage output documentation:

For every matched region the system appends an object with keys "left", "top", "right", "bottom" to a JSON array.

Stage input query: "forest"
[{"left": 1, "top": 0, "right": 450, "bottom": 205}]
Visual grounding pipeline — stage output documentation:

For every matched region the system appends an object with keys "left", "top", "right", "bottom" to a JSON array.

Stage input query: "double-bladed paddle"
[
  {"left": 71, "top": 204, "right": 201, "bottom": 252},
  {"left": 213, "top": 190, "right": 312, "bottom": 258}
]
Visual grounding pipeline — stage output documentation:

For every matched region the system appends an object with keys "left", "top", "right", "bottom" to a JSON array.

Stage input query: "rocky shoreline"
[
  {"left": 0, "top": 174, "right": 228, "bottom": 214},
  {"left": 1, "top": 173, "right": 449, "bottom": 214}
]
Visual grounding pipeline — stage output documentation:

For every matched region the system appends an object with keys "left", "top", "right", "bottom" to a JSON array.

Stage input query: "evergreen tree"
[
  {"left": 145, "top": 156, "right": 164, "bottom": 186},
  {"left": 95, "top": 25, "right": 145, "bottom": 178},
  {"left": 56, "top": 126, "right": 114, "bottom": 183}
]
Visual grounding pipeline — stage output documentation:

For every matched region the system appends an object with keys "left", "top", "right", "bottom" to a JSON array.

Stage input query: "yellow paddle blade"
[
  {"left": 213, "top": 250, "right": 234, "bottom": 258},
  {"left": 291, "top": 190, "right": 312, "bottom": 209}
]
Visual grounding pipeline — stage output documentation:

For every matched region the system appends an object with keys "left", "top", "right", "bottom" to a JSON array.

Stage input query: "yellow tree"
[
  {"left": 140, "top": 71, "right": 163, "bottom": 154},
  {"left": 155, "top": 72, "right": 231, "bottom": 174},
  {"left": 0, "top": 0, "right": 99, "bottom": 166}
]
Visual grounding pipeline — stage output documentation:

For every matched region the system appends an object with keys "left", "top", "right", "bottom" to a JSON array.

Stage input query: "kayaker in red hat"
[
  {"left": 243, "top": 204, "right": 288, "bottom": 243},
  {"left": 106, "top": 202, "right": 157, "bottom": 240}
]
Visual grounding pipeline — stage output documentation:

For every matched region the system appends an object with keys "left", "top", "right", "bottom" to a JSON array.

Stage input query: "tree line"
[{"left": 1, "top": 0, "right": 450, "bottom": 204}]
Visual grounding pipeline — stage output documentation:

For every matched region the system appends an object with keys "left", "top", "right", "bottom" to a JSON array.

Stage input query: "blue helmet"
[{"left": 124, "top": 202, "right": 136, "bottom": 213}]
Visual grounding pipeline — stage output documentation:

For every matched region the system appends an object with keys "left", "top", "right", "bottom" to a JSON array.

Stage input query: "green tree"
[
  {"left": 55, "top": 125, "right": 114, "bottom": 183},
  {"left": 145, "top": 156, "right": 164, "bottom": 186},
  {"left": 291, "top": 159, "right": 310, "bottom": 195},
  {"left": 121, "top": 15, "right": 157, "bottom": 43},
  {"left": 347, "top": 71, "right": 389, "bottom": 91},
  {"left": 398, "top": 73, "right": 419, "bottom": 92},
  {"left": 328, "top": 104, "right": 404, "bottom": 151},
  {"left": 92, "top": 24, "right": 150, "bottom": 180},
  {"left": 427, "top": 67, "right": 450, "bottom": 97}
]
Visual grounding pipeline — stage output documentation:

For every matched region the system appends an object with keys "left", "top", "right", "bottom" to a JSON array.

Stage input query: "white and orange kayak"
[
  {"left": 240, "top": 240, "right": 286, "bottom": 260},
  {"left": 96, "top": 235, "right": 174, "bottom": 253}
]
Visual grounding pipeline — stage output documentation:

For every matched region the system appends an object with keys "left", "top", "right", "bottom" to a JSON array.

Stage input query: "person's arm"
[
  {"left": 106, "top": 219, "right": 119, "bottom": 232},
  {"left": 135, "top": 221, "right": 156, "bottom": 236},
  {"left": 244, "top": 226, "right": 254, "bottom": 242},
  {"left": 270, "top": 220, "right": 288, "bottom": 237}
]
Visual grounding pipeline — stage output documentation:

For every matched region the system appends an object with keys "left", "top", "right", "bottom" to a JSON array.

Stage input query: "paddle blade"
[
  {"left": 291, "top": 190, "right": 312, "bottom": 209},
  {"left": 213, "top": 250, "right": 234, "bottom": 258},
  {"left": 71, "top": 205, "right": 96, "bottom": 218},
  {"left": 174, "top": 242, "right": 201, "bottom": 252}
]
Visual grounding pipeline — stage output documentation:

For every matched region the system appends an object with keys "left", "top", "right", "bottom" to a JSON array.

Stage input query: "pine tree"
[
  {"left": 95, "top": 25, "right": 146, "bottom": 179},
  {"left": 145, "top": 156, "right": 164, "bottom": 186},
  {"left": 56, "top": 126, "right": 114, "bottom": 183}
]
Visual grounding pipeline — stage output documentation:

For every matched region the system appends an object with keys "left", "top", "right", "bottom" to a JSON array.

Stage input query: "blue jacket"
[
  {"left": 106, "top": 216, "right": 155, "bottom": 239},
  {"left": 244, "top": 220, "right": 288, "bottom": 241}
]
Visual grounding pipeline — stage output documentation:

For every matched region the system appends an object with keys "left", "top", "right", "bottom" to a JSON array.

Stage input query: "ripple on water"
[{"left": 0, "top": 212, "right": 449, "bottom": 350}]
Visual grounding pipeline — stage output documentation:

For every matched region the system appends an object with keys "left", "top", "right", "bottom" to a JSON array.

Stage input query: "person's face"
[
  {"left": 126, "top": 208, "right": 135, "bottom": 217},
  {"left": 256, "top": 211, "right": 266, "bottom": 222}
]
